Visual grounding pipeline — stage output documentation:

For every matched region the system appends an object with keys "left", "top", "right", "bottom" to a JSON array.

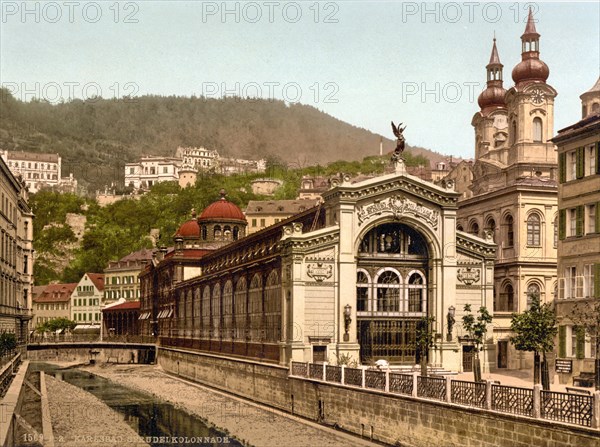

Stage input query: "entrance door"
[
  {"left": 462, "top": 345, "right": 475, "bottom": 372},
  {"left": 497, "top": 341, "right": 508, "bottom": 368}
]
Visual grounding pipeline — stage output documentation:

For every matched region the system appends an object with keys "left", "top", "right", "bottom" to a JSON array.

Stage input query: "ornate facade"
[
  {"left": 457, "top": 11, "right": 558, "bottom": 370},
  {"left": 140, "top": 161, "right": 496, "bottom": 371}
]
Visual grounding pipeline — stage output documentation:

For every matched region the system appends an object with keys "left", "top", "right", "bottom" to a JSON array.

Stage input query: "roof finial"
[
  {"left": 219, "top": 188, "right": 227, "bottom": 200},
  {"left": 191, "top": 208, "right": 197, "bottom": 218}
]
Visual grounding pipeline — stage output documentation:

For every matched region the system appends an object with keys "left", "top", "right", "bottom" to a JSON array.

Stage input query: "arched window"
[
  {"left": 526, "top": 283, "right": 541, "bottom": 309},
  {"left": 376, "top": 270, "right": 401, "bottom": 313},
  {"left": 505, "top": 215, "right": 514, "bottom": 247},
  {"left": 496, "top": 283, "right": 514, "bottom": 312},
  {"left": 248, "top": 274, "right": 262, "bottom": 341},
  {"left": 223, "top": 225, "right": 232, "bottom": 240},
  {"left": 234, "top": 277, "right": 247, "bottom": 340},
  {"left": 201, "top": 286, "right": 211, "bottom": 339},
  {"left": 222, "top": 281, "right": 233, "bottom": 340},
  {"left": 264, "top": 271, "right": 281, "bottom": 343},
  {"left": 201, "top": 225, "right": 207, "bottom": 240},
  {"left": 233, "top": 226, "right": 239, "bottom": 241},
  {"left": 511, "top": 121, "right": 517, "bottom": 145},
  {"left": 407, "top": 272, "right": 426, "bottom": 313},
  {"left": 213, "top": 225, "right": 222, "bottom": 239},
  {"left": 193, "top": 288, "right": 201, "bottom": 339},
  {"left": 592, "top": 102, "right": 600, "bottom": 113},
  {"left": 456, "top": 224, "right": 464, "bottom": 232},
  {"left": 186, "top": 290, "right": 193, "bottom": 338},
  {"left": 211, "top": 284, "right": 221, "bottom": 338},
  {"left": 357, "top": 270, "right": 370, "bottom": 312},
  {"left": 485, "top": 217, "right": 496, "bottom": 241},
  {"left": 527, "top": 214, "right": 541, "bottom": 246},
  {"left": 469, "top": 221, "right": 480, "bottom": 236},
  {"left": 533, "top": 118, "right": 543, "bottom": 142}
]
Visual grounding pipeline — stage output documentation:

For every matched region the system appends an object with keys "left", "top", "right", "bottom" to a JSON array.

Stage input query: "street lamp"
[
  {"left": 343, "top": 304, "right": 352, "bottom": 342},
  {"left": 446, "top": 306, "right": 456, "bottom": 341}
]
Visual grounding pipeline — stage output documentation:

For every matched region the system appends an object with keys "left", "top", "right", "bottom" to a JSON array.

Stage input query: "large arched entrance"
[{"left": 356, "top": 222, "right": 429, "bottom": 364}]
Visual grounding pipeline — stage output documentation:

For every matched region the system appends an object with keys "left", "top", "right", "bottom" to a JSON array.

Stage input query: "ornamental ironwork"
[
  {"left": 541, "top": 390, "right": 593, "bottom": 427},
  {"left": 309, "top": 363, "right": 324, "bottom": 380},
  {"left": 451, "top": 380, "right": 486, "bottom": 408},
  {"left": 417, "top": 376, "right": 446, "bottom": 401},
  {"left": 492, "top": 384, "right": 533, "bottom": 416},
  {"left": 291, "top": 362, "right": 307, "bottom": 377},
  {"left": 365, "top": 370, "right": 386, "bottom": 390},
  {"left": 325, "top": 365, "right": 342, "bottom": 383},
  {"left": 344, "top": 367, "right": 362, "bottom": 387},
  {"left": 389, "top": 373, "right": 413, "bottom": 395}
]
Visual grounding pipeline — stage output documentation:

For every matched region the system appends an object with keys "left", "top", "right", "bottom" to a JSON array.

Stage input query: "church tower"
[
  {"left": 505, "top": 8, "right": 557, "bottom": 169},
  {"left": 472, "top": 38, "right": 508, "bottom": 163},
  {"left": 457, "top": 8, "right": 558, "bottom": 371}
]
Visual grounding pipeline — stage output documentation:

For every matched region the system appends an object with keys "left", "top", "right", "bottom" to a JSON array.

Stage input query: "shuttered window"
[
  {"left": 576, "top": 205, "right": 584, "bottom": 237},
  {"left": 595, "top": 264, "right": 600, "bottom": 298},
  {"left": 576, "top": 147, "right": 585, "bottom": 179},
  {"left": 558, "top": 152, "right": 566, "bottom": 183},
  {"left": 558, "top": 209, "right": 566, "bottom": 240},
  {"left": 558, "top": 326, "right": 566, "bottom": 358}
]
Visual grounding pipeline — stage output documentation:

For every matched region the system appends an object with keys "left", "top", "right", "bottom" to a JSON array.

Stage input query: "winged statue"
[{"left": 391, "top": 121, "right": 406, "bottom": 155}]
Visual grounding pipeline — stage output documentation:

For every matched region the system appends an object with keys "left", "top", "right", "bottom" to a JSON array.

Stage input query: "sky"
[{"left": 1, "top": 1, "right": 599, "bottom": 159}]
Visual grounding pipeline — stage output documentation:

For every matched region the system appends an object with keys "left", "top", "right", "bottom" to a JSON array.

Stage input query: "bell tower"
[{"left": 505, "top": 8, "right": 557, "bottom": 169}]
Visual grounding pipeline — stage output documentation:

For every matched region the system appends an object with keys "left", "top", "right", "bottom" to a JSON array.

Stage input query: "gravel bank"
[
  {"left": 83, "top": 363, "right": 379, "bottom": 447},
  {"left": 45, "top": 374, "right": 150, "bottom": 447}
]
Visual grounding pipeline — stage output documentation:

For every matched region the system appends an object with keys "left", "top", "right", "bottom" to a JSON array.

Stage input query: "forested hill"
[{"left": 0, "top": 88, "right": 447, "bottom": 192}]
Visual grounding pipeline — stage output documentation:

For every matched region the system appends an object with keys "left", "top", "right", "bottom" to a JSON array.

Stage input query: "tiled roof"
[
  {"left": 86, "top": 273, "right": 105, "bottom": 291},
  {"left": 103, "top": 301, "right": 141, "bottom": 312},
  {"left": 34, "top": 283, "right": 78, "bottom": 303},
  {"left": 246, "top": 200, "right": 317, "bottom": 215},
  {"left": 5, "top": 151, "right": 60, "bottom": 163},
  {"left": 119, "top": 248, "right": 155, "bottom": 262}
]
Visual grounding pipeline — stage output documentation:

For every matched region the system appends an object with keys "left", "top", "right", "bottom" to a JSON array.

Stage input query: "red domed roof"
[
  {"left": 175, "top": 219, "right": 200, "bottom": 238},
  {"left": 512, "top": 57, "right": 549, "bottom": 86},
  {"left": 478, "top": 82, "right": 507, "bottom": 111},
  {"left": 199, "top": 197, "right": 246, "bottom": 222}
]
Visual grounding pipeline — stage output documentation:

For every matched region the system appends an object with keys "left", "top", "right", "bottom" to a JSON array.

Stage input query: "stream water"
[{"left": 31, "top": 363, "right": 243, "bottom": 447}]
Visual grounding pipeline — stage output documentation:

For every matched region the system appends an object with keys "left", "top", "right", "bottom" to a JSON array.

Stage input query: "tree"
[
  {"left": 415, "top": 316, "right": 436, "bottom": 376},
  {"left": 36, "top": 317, "right": 77, "bottom": 334},
  {"left": 510, "top": 293, "right": 557, "bottom": 389},
  {"left": 462, "top": 304, "right": 492, "bottom": 382},
  {"left": 570, "top": 299, "right": 600, "bottom": 390}
]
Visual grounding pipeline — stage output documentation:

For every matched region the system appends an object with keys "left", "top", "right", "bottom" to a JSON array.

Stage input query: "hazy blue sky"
[{"left": 1, "top": 1, "right": 598, "bottom": 158}]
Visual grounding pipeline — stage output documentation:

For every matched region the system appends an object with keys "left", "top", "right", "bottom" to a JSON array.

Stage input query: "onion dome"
[
  {"left": 512, "top": 8, "right": 549, "bottom": 86},
  {"left": 174, "top": 209, "right": 200, "bottom": 238},
  {"left": 478, "top": 38, "right": 507, "bottom": 112},
  {"left": 198, "top": 189, "right": 246, "bottom": 222}
]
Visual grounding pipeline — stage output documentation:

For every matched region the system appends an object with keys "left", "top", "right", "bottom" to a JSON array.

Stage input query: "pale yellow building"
[
  {"left": 457, "top": 12, "right": 558, "bottom": 370},
  {"left": 71, "top": 273, "right": 104, "bottom": 326},
  {"left": 33, "top": 283, "right": 77, "bottom": 327},
  {"left": 553, "top": 77, "right": 600, "bottom": 369},
  {"left": 245, "top": 199, "right": 319, "bottom": 234},
  {"left": 103, "top": 248, "right": 154, "bottom": 303}
]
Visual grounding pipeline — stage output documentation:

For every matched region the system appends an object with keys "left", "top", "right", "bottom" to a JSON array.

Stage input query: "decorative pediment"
[{"left": 356, "top": 194, "right": 439, "bottom": 229}]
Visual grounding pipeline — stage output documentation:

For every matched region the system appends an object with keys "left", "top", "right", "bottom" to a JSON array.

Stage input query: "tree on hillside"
[
  {"left": 462, "top": 304, "right": 493, "bottom": 382},
  {"left": 510, "top": 293, "right": 557, "bottom": 389}
]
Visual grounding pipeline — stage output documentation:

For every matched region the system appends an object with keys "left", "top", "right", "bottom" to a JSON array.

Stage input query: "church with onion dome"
[{"left": 457, "top": 8, "right": 559, "bottom": 371}]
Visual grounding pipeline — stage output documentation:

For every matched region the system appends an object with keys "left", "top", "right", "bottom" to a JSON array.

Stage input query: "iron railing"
[
  {"left": 288, "top": 362, "right": 599, "bottom": 429},
  {"left": 451, "top": 380, "right": 486, "bottom": 408},
  {"left": 541, "top": 390, "right": 593, "bottom": 427},
  {"left": 417, "top": 375, "right": 446, "bottom": 401},
  {"left": 492, "top": 384, "right": 533, "bottom": 417}
]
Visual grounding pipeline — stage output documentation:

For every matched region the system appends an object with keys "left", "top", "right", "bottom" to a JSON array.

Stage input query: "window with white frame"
[
  {"left": 565, "top": 266, "right": 577, "bottom": 299},
  {"left": 527, "top": 214, "right": 541, "bottom": 246},
  {"left": 586, "top": 144, "right": 596, "bottom": 176},
  {"left": 569, "top": 208, "right": 577, "bottom": 236},
  {"left": 586, "top": 204, "right": 596, "bottom": 234}
]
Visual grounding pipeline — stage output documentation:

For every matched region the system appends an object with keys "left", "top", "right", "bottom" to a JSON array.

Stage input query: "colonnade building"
[{"left": 140, "top": 159, "right": 496, "bottom": 370}]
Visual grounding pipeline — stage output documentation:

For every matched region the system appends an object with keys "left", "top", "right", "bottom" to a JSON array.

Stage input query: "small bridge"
[{"left": 27, "top": 340, "right": 156, "bottom": 364}]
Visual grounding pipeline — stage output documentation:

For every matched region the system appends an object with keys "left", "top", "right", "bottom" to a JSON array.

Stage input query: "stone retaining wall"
[{"left": 158, "top": 347, "right": 600, "bottom": 447}]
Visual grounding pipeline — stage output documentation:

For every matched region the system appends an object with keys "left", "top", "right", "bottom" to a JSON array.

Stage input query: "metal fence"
[
  {"left": 417, "top": 375, "right": 446, "bottom": 401},
  {"left": 451, "top": 380, "right": 486, "bottom": 408},
  {"left": 492, "top": 384, "right": 533, "bottom": 416},
  {"left": 289, "top": 362, "right": 599, "bottom": 429},
  {"left": 541, "top": 390, "right": 593, "bottom": 427},
  {"left": 389, "top": 372, "right": 413, "bottom": 395}
]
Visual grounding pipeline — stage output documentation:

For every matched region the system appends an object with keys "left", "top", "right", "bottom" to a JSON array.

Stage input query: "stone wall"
[
  {"left": 159, "top": 347, "right": 600, "bottom": 447},
  {"left": 27, "top": 344, "right": 155, "bottom": 364}
]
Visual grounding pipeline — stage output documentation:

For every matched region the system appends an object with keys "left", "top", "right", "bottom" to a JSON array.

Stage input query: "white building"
[
  {"left": 124, "top": 156, "right": 182, "bottom": 190},
  {"left": 175, "top": 146, "right": 219, "bottom": 171},
  {"left": 71, "top": 273, "right": 104, "bottom": 327},
  {"left": 1, "top": 150, "right": 61, "bottom": 193}
]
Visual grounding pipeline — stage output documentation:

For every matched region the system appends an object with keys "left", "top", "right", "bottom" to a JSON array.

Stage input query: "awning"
[
  {"left": 138, "top": 312, "right": 150, "bottom": 320},
  {"left": 73, "top": 324, "right": 100, "bottom": 333}
]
